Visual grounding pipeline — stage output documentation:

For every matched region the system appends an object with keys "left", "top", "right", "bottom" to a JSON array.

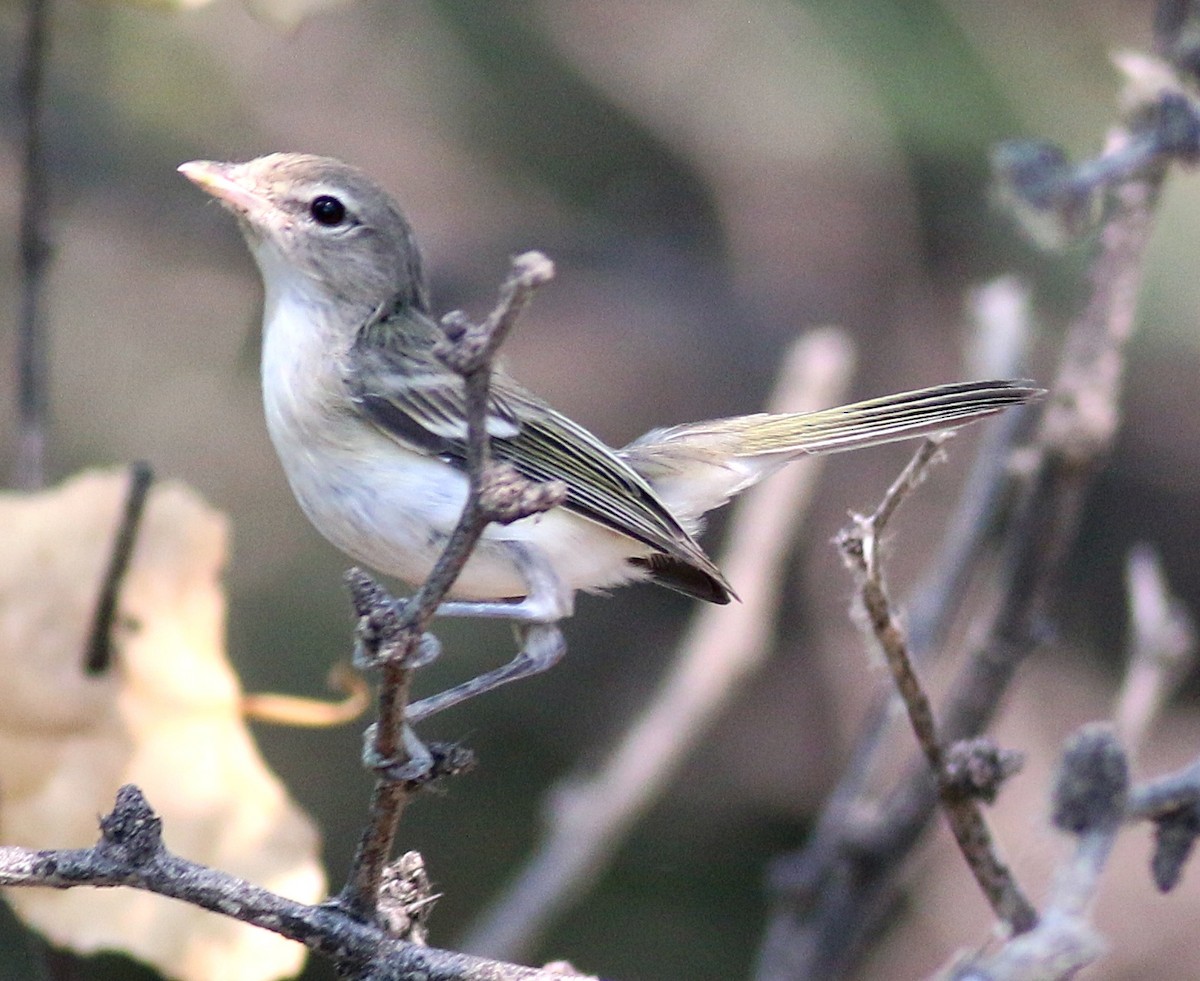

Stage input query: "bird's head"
[{"left": 180, "top": 153, "right": 429, "bottom": 320}]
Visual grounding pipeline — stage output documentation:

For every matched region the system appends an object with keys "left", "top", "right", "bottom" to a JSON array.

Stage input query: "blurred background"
[{"left": 3, "top": 0, "right": 1200, "bottom": 978}]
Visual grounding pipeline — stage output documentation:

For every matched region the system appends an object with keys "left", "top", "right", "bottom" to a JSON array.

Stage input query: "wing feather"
[{"left": 346, "top": 306, "right": 731, "bottom": 601}]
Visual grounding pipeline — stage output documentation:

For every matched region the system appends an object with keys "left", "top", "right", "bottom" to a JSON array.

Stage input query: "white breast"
[{"left": 257, "top": 262, "right": 650, "bottom": 600}]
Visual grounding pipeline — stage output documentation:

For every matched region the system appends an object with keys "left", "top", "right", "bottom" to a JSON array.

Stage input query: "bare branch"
[
  {"left": 759, "top": 54, "right": 1172, "bottom": 976},
  {"left": 947, "top": 542, "right": 1200, "bottom": 977},
  {"left": 836, "top": 438, "right": 1038, "bottom": 935},
  {"left": 12, "top": 0, "right": 53, "bottom": 490},
  {"left": 409, "top": 251, "right": 564, "bottom": 627},
  {"left": 338, "top": 253, "right": 560, "bottom": 925},
  {"left": 1128, "top": 759, "right": 1200, "bottom": 822},
  {"left": 436, "top": 251, "right": 556, "bottom": 375},
  {"left": 0, "top": 253, "right": 587, "bottom": 978},
  {"left": 949, "top": 727, "right": 1128, "bottom": 981},
  {"left": 1114, "top": 545, "right": 1197, "bottom": 752},
  {"left": 762, "top": 280, "right": 1039, "bottom": 972},
  {"left": 83, "top": 462, "right": 153, "bottom": 674},
  {"left": 0, "top": 787, "right": 597, "bottom": 981}
]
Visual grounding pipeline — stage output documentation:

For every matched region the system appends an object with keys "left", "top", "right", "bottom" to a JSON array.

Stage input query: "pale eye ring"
[{"left": 310, "top": 194, "right": 347, "bottom": 226}]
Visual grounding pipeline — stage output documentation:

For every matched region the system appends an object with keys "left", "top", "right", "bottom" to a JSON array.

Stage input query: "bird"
[{"left": 180, "top": 152, "right": 1040, "bottom": 718}]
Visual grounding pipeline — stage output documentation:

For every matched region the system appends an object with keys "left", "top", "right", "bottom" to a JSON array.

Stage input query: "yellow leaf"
[{"left": 0, "top": 468, "right": 325, "bottom": 981}]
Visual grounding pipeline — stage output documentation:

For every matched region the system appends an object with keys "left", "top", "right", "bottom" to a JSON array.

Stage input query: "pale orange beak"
[{"left": 178, "top": 160, "right": 267, "bottom": 215}]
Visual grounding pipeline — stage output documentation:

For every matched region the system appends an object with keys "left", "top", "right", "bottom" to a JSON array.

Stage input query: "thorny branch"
[
  {"left": 338, "top": 252, "right": 564, "bottom": 925},
  {"left": 836, "top": 438, "right": 1037, "bottom": 935}
]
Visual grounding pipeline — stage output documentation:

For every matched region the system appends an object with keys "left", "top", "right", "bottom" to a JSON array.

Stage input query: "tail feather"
[{"left": 620, "top": 379, "right": 1041, "bottom": 527}]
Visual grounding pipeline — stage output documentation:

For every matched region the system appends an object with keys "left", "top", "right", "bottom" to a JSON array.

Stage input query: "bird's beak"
[{"left": 178, "top": 160, "right": 267, "bottom": 216}]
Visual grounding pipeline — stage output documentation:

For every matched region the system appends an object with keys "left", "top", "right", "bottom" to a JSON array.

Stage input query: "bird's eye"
[{"left": 310, "top": 194, "right": 348, "bottom": 226}]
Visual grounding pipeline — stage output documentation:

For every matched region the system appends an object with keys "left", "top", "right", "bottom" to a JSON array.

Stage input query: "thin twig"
[
  {"left": 765, "top": 279, "right": 1038, "bottom": 941},
  {"left": 338, "top": 253, "right": 561, "bottom": 925},
  {"left": 0, "top": 787, "right": 597, "bottom": 981},
  {"left": 241, "top": 662, "right": 371, "bottom": 727},
  {"left": 837, "top": 438, "right": 1038, "bottom": 935},
  {"left": 1113, "top": 546, "right": 1200, "bottom": 895},
  {"left": 1127, "top": 757, "right": 1200, "bottom": 820},
  {"left": 338, "top": 573, "right": 430, "bottom": 924},
  {"left": 82, "top": 462, "right": 153, "bottom": 674},
  {"left": 404, "top": 251, "right": 561, "bottom": 627},
  {"left": 461, "top": 327, "right": 856, "bottom": 960},
  {"left": 12, "top": 0, "right": 53, "bottom": 490}
]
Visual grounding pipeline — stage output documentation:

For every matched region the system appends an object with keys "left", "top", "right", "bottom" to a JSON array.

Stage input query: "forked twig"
[
  {"left": 836, "top": 438, "right": 1038, "bottom": 935},
  {"left": 759, "top": 37, "right": 1178, "bottom": 976},
  {"left": 948, "top": 549, "right": 1198, "bottom": 978},
  {"left": 0, "top": 255, "right": 591, "bottom": 980}
]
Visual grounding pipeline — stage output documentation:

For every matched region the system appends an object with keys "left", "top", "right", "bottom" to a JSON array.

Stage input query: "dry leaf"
[{"left": 0, "top": 468, "right": 325, "bottom": 981}]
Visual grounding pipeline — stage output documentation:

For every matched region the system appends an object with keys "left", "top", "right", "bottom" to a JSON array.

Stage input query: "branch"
[
  {"left": 949, "top": 727, "right": 1127, "bottom": 981},
  {"left": 942, "top": 541, "right": 1199, "bottom": 978},
  {"left": 761, "top": 279, "right": 1038, "bottom": 963},
  {"left": 1111, "top": 544, "right": 1196, "bottom": 894},
  {"left": 1113, "top": 545, "right": 1197, "bottom": 753},
  {"left": 0, "top": 786, "right": 596, "bottom": 981},
  {"left": 462, "top": 327, "right": 856, "bottom": 960},
  {"left": 836, "top": 438, "right": 1037, "bottom": 934},
  {"left": 0, "top": 256, "right": 591, "bottom": 979},
  {"left": 83, "top": 461, "right": 153, "bottom": 674},
  {"left": 12, "top": 0, "right": 53, "bottom": 490},
  {"left": 1127, "top": 755, "right": 1200, "bottom": 894},
  {"left": 338, "top": 252, "right": 563, "bottom": 924},
  {"left": 759, "top": 34, "right": 1178, "bottom": 978}
]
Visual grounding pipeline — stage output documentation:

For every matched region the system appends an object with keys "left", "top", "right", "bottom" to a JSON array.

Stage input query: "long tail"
[{"left": 620, "top": 379, "right": 1041, "bottom": 526}]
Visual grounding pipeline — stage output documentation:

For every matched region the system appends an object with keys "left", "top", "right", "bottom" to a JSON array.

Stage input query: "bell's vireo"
[{"left": 180, "top": 153, "right": 1039, "bottom": 716}]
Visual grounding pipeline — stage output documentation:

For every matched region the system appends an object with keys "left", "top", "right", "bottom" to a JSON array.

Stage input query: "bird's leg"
[
  {"left": 434, "top": 541, "right": 575, "bottom": 623},
  {"left": 406, "top": 543, "right": 571, "bottom": 722},
  {"left": 406, "top": 622, "right": 565, "bottom": 722}
]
